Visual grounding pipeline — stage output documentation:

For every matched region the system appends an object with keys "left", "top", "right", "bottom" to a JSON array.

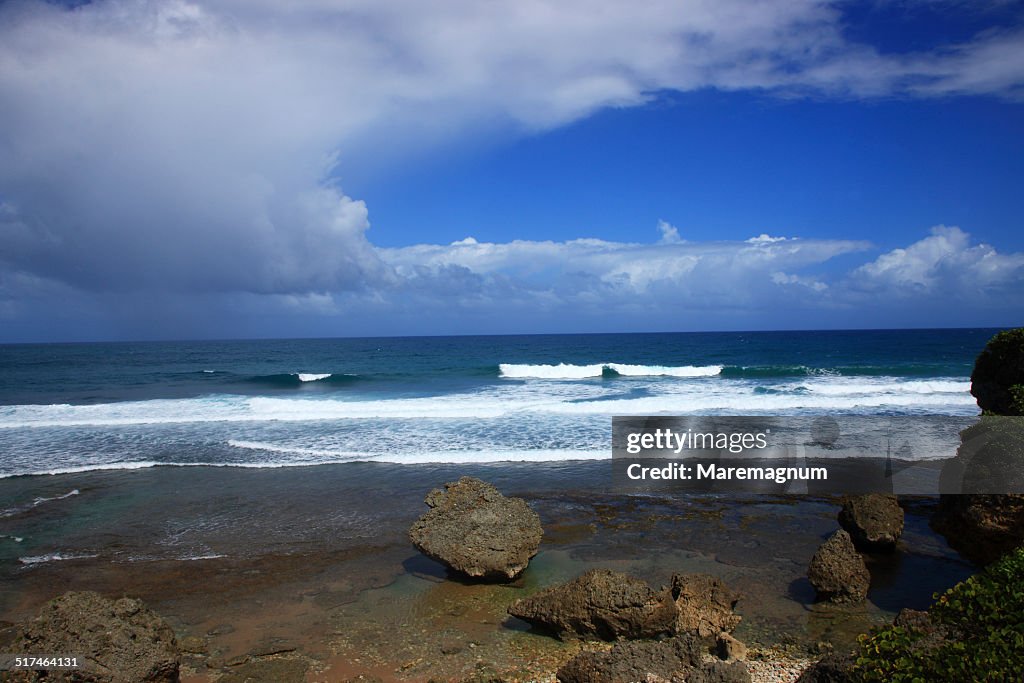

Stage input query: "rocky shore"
[{"left": 0, "top": 481, "right": 975, "bottom": 683}]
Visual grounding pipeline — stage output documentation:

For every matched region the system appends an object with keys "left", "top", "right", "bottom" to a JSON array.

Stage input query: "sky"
[{"left": 0, "top": 0, "right": 1022, "bottom": 342}]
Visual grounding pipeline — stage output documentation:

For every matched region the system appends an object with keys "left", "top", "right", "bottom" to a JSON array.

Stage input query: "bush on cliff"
[
  {"left": 971, "top": 328, "right": 1024, "bottom": 416},
  {"left": 854, "top": 546, "right": 1024, "bottom": 682}
]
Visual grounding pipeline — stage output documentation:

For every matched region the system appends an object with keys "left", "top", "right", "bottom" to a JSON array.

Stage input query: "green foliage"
[
  {"left": 973, "top": 328, "right": 1024, "bottom": 416},
  {"left": 854, "top": 546, "right": 1024, "bottom": 682},
  {"left": 1010, "top": 384, "right": 1024, "bottom": 416}
]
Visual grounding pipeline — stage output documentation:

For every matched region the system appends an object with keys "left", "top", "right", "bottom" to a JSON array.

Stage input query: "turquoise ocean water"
[{"left": 0, "top": 329, "right": 991, "bottom": 479}]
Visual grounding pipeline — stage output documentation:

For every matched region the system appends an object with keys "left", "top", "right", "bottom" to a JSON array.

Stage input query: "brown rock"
[
  {"left": 932, "top": 493, "right": 1024, "bottom": 566},
  {"left": 6, "top": 591, "right": 179, "bottom": 683},
  {"left": 837, "top": 494, "right": 903, "bottom": 552},
  {"left": 409, "top": 477, "right": 543, "bottom": 581},
  {"left": 807, "top": 530, "right": 869, "bottom": 603},
  {"left": 555, "top": 635, "right": 702, "bottom": 683},
  {"left": 716, "top": 632, "right": 747, "bottom": 661},
  {"left": 795, "top": 653, "right": 856, "bottom": 683},
  {"left": 689, "top": 660, "right": 752, "bottom": 683},
  {"left": 508, "top": 569, "right": 678, "bottom": 640},
  {"left": 671, "top": 573, "right": 741, "bottom": 638}
]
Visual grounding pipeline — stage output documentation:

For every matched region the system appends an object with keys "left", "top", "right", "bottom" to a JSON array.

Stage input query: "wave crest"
[{"left": 499, "top": 363, "right": 722, "bottom": 379}]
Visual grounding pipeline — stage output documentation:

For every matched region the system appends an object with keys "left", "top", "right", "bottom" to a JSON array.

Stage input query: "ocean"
[
  {"left": 0, "top": 329, "right": 988, "bottom": 478},
  {"left": 0, "top": 329, "right": 990, "bottom": 667}
]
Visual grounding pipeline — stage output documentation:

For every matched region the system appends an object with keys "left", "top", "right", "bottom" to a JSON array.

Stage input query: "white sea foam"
[
  {"left": 607, "top": 363, "right": 723, "bottom": 377},
  {"left": 0, "top": 374, "right": 977, "bottom": 431},
  {"left": 1, "top": 488, "right": 80, "bottom": 516},
  {"left": 297, "top": 373, "right": 332, "bottom": 382},
  {"left": 19, "top": 552, "right": 99, "bottom": 565},
  {"left": 498, "top": 362, "right": 722, "bottom": 379},
  {"left": 228, "top": 440, "right": 606, "bottom": 464},
  {"left": 0, "top": 462, "right": 161, "bottom": 479},
  {"left": 499, "top": 363, "right": 606, "bottom": 378},
  {"left": 801, "top": 379, "right": 969, "bottom": 396}
]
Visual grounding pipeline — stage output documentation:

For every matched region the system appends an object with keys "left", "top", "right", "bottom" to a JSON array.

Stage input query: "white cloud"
[
  {"left": 852, "top": 225, "right": 1024, "bottom": 295},
  {"left": 1, "top": 0, "right": 1022, "bottom": 307},
  {"left": 657, "top": 220, "right": 683, "bottom": 244},
  {"left": 380, "top": 232, "right": 869, "bottom": 313}
]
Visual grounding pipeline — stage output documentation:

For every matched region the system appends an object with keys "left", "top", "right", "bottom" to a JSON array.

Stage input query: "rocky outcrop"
[
  {"left": 409, "top": 477, "right": 543, "bottom": 580},
  {"left": 931, "top": 329, "right": 1024, "bottom": 565},
  {"left": 555, "top": 636, "right": 702, "bottom": 683},
  {"left": 970, "top": 328, "right": 1024, "bottom": 416},
  {"left": 507, "top": 569, "right": 677, "bottom": 640},
  {"left": 671, "top": 573, "right": 741, "bottom": 638},
  {"left": 6, "top": 591, "right": 179, "bottom": 683},
  {"left": 837, "top": 494, "right": 903, "bottom": 552},
  {"left": 807, "top": 530, "right": 869, "bottom": 604}
]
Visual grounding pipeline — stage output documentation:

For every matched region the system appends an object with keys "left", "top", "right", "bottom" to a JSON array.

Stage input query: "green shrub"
[
  {"left": 972, "top": 328, "right": 1024, "bottom": 416},
  {"left": 854, "top": 546, "right": 1024, "bottom": 681}
]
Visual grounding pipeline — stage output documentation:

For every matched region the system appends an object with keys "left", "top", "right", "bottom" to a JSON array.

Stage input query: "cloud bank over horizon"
[{"left": 0, "top": 0, "right": 1022, "bottom": 340}]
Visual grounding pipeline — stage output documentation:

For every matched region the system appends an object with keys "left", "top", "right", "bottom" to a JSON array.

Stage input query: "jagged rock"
[
  {"left": 409, "top": 477, "right": 543, "bottom": 580},
  {"left": 837, "top": 494, "right": 904, "bottom": 552},
  {"left": 795, "top": 653, "right": 855, "bottom": 683},
  {"left": 6, "top": 591, "right": 179, "bottom": 683},
  {"left": 508, "top": 569, "right": 677, "bottom": 640},
  {"left": 555, "top": 635, "right": 702, "bottom": 683},
  {"left": 689, "top": 660, "right": 751, "bottom": 683},
  {"left": 716, "top": 632, "right": 747, "bottom": 661},
  {"left": 807, "top": 530, "right": 869, "bottom": 604},
  {"left": 671, "top": 573, "right": 741, "bottom": 638}
]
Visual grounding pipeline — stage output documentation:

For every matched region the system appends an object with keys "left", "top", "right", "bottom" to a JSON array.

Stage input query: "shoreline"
[{"left": 0, "top": 461, "right": 975, "bottom": 681}]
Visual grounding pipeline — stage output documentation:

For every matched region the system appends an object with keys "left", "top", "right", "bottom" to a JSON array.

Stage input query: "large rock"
[
  {"left": 970, "top": 328, "right": 1024, "bottom": 416},
  {"left": 6, "top": 591, "right": 179, "bottom": 683},
  {"left": 671, "top": 573, "right": 741, "bottom": 638},
  {"left": 807, "top": 530, "right": 869, "bottom": 604},
  {"left": 507, "top": 569, "right": 677, "bottom": 640},
  {"left": 932, "top": 330, "right": 1024, "bottom": 565},
  {"left": 409, "top": 476, "right": 543, "bottom": 580},
  {"left": 837, "top": 494, "right": 904, "bottom": 552},
  {"left": 556, "top": 636, "right": 702, "bottom": 683},
  {"left": 932, "top": 493, "right": 1024, "bottom": 566}
]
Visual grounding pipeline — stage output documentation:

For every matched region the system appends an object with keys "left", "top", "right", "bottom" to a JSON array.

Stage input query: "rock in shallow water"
[
  {"left": 408, "top": 476, "right": 543, "bottom": 581},
  {"left": 807, "top": 530, "right": 869, "bottom": 604},
  {"left": 6, "top": 591, "right": 179, "bottom": 683},
  {"left": 837, "top": 494, "right": 904, "bottom": 552},
  {"left": 508, "top": 568, "right": 678, "bottom": 640}
]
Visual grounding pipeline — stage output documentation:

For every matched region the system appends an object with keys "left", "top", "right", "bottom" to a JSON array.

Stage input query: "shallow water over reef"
[{"left": 0, "top": 461, "right": 973, "bottom": 680}]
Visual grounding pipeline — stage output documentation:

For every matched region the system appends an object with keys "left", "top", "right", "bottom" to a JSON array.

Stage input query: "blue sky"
[{"left": 1, "top": 0, "right": 1023, "bottom": 341}]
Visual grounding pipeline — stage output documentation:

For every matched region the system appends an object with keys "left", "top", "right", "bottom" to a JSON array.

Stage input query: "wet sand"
[{"left": 0, "top": 463, "right": 974, "bottom": 681}]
